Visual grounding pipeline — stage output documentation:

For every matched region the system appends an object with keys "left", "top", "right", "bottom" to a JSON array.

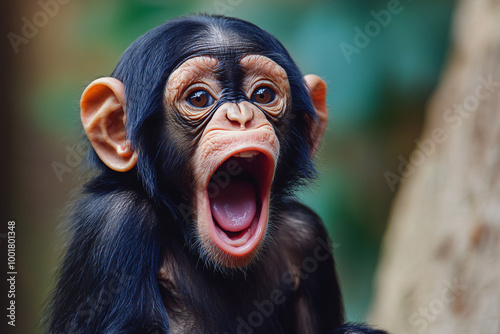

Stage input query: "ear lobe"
[
  {"left": 80, "top": 77, "right": 138, "bottom": 172},
  {"left": 304, "top": 74, "right": 328, "bottom": 157}
]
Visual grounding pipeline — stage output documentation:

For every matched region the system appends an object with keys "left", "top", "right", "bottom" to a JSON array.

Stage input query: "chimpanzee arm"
[
  {"left": 46, "top": 177, "right": 169, "bottom": 333},
  {"left": 279, "top": 202, "right": 344, "bottom": 333}
]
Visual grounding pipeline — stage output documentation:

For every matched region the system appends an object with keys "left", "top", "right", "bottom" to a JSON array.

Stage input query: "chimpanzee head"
[{"left": 80, "top": 15, "right": 328, "bottom": 269}]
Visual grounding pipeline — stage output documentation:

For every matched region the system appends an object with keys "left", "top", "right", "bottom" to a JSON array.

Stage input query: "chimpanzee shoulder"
[{"left": 277, "top": 201, "right": 332, "bottom": 252}]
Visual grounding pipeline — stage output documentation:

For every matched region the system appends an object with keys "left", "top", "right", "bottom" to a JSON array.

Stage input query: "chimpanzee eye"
[
  {"left": 187, "top": 90, "right": 216, "bottom": 108},
  {"left": 251, "top": 86, "right": 276, "bottom": 104}
]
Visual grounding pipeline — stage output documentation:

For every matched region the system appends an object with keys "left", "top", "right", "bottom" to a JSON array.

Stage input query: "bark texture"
[{"left": 370, "top": 0, "right": 500, "bottom": 333}]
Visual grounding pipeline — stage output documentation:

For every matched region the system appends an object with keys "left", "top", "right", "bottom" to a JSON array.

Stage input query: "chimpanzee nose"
[{"left": 225, "top": 102, "right": 254, "bottom": 129}]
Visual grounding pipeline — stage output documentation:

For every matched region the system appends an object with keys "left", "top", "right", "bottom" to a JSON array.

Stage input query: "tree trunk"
[{"left": 370, "top": 0, "right": 500, "bottom": 333}]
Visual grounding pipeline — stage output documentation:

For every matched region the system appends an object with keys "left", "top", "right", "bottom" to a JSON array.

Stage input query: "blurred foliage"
[{"left": 12, "top": 0, "right": 455, "bottom": 331}]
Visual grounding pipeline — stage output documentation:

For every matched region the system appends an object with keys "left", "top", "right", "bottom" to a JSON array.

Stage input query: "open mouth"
[{"left": 206, "top": 150, "right": 274, "bottom": 256}]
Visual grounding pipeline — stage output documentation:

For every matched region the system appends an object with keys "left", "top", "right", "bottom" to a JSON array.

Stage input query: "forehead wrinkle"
[
  {"left": 166, "top": 56, "right": 219, "bottom": 97},
  {"left": 239, "top": 55, "right": 288, "bottom": 83}
]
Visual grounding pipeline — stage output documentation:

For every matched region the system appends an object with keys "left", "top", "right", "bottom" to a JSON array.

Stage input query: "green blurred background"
[{"left": 1, "top": 0, "right": 455, "bottom": 332}]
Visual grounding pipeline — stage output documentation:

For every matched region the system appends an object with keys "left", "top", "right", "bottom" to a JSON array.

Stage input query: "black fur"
[{"left": 46, "top": 15, "right": 388, "bottom": 334}]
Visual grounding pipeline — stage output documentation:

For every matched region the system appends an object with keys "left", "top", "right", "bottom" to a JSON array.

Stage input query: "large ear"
[
  {"left": 80, "top": 77, "right": 138, "bottom": 172},
  {"left": 304, "top": 74, "right": 328, "bottom": 157}
]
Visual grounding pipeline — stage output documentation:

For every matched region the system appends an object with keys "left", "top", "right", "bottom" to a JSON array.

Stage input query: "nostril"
[
  {"left": 226, "top": 104, "right": 254, "bottom": 128},
  {"left": 241, "top": 108, "right": 254, "bottom": 124},
  {"left": 226, "top": 108, "right": 243, "bottom": 125}
]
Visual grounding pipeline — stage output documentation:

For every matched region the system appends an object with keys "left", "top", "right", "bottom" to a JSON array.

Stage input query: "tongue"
[{"left": 210, "top": 179, "right": 257, "bottom": 232}]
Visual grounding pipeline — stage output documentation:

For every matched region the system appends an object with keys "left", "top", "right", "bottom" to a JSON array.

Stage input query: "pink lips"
[{"left": 204, "top": 150, "right": 274, "bottom": 259}]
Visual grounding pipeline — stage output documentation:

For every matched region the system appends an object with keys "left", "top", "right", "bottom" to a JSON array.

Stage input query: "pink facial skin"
[{"left": 165, "top": 55, "right": 288, "bottom": 268}]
